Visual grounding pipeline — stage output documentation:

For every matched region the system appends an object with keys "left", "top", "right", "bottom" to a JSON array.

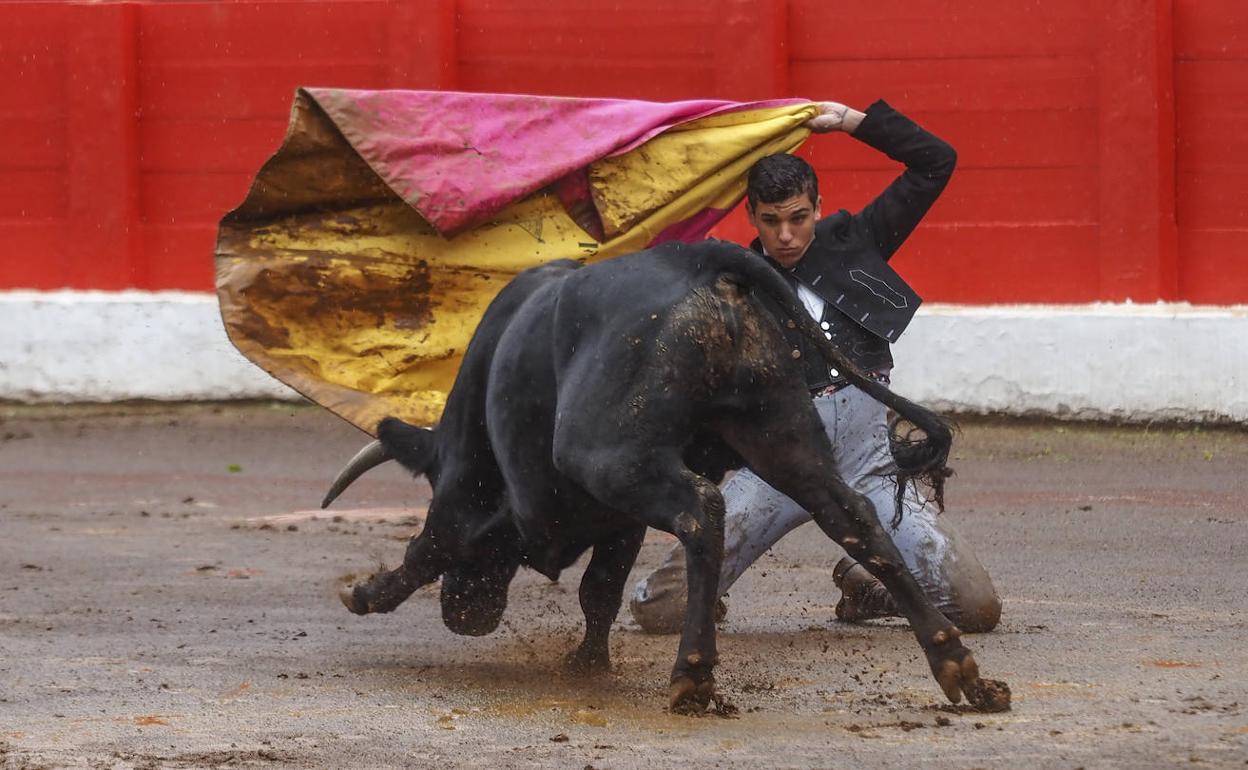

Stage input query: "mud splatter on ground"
[
  {"left": 966, "top": 677, "right": 1012, "bottom": 713},
  {"left": 1, "top": 404, "right": 1247, "bottom": 768}
]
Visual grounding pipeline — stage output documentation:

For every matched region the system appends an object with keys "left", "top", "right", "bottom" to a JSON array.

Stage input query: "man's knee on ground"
[
  {"left": 630, "top": 591, "right": 685, "bottom": 635},
  {"left": 948, "top": 591, "right": 1002, "bottom": 633},
  {"left": 629, "top": 562, "right": 689, "bottom": 635}
]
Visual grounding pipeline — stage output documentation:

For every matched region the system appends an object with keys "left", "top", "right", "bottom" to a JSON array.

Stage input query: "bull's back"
[
  {"left": 439, "top": 260, "right": 580, "bottom": 434},
  {"left": 431, "top": 259, "right": 581, "bottom": 520},
  {"left": 479, "top": 242, "right": 799, "bottom": 567},
  {"left": 550, "top": 241, "right": 797, "bottom": 406}
]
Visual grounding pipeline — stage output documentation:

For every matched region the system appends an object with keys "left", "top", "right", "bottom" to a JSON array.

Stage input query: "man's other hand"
[{"left": 806, "top": 102, "right": 866, "bottom": 134}]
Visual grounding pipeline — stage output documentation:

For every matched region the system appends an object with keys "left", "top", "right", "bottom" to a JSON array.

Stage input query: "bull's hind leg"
[
  {"left": 720, "top": 403, "right": 999, "bottom": 708},
  {"left": 556, "top": 445, "right": 727, "bottom": 711},
  {"left": 565, "top": 526, "right": 647, "bottom": 676},
  {"left": 661, "top": 471, "right": 728, "bottom": 713}
]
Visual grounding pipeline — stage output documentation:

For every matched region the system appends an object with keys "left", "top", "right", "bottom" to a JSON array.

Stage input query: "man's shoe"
[{"left": 832, "top": 557, "right": 900, "bottom": 622}]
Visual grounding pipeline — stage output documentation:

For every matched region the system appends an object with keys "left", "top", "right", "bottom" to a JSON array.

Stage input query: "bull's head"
[{"left": 438, "top": 524, "right": 520, "bottom": 636}]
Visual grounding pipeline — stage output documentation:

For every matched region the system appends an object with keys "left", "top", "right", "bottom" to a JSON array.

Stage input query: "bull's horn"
[{"left": 321, "top": 440, "right": 392, "bottom": 509}]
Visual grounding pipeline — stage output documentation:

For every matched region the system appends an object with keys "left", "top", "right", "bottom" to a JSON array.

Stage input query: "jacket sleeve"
[{"left": 849, "top": 100, "right": 957, "bottom": 261}]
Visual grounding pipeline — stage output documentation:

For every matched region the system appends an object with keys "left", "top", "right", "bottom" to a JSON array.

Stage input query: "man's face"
[{"left": 747, "top": 192, "right": 821, "bottom": 269}]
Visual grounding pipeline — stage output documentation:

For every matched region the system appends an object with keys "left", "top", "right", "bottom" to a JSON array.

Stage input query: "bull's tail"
[
  {"left": 862, "top": 380, "right": 954, "bottom": 527},
  {"left": 888, "top": 414, "right": 954, "bottom": 521},
  {"left": 320, "top": 417, "right": 438, "bottom": 508},
  {"left": 700, "top": 241, "right": 954, "bottom": 524}
]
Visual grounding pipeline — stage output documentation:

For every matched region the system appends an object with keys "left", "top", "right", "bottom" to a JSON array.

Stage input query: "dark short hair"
[{"left": 746, "top": 153, "right": 819, "bottom": 209}]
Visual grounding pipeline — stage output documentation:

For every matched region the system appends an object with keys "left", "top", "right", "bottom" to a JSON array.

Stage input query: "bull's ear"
[{"left": 378, "top": 418, "right": 438, "bottom": 478}]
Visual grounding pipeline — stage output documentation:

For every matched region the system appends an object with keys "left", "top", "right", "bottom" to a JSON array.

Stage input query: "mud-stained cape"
[{"left": 216, "top": 88, "right": 817, "bottom": 432}]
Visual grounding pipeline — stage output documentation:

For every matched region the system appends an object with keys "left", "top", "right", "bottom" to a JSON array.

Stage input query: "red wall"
[
  {"left": 1175, "top": 0, "right": 1248, "bottom": 304},
  {"left": 1, "top": 0, "right": 1243, "bottom": 304}
]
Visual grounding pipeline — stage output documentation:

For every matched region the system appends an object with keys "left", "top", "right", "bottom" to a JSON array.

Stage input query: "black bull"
[{"left": 324, "top": 239, "right": 1009, "bottom": 713}]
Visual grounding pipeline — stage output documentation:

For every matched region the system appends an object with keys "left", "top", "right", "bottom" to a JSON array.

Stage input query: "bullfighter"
[{"left": 630, "top": 100, "right": 1003, "bottom": 636}]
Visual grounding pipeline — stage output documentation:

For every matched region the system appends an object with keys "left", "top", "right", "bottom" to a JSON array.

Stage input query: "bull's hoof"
[
  {"left": 668, "top": 675, "right": 715, "bottom": 715},
  {"left": 930, "top": 650, "right": 976, "bottom": 704},
  {"left": 924, "top": 631, "right": 1008, "bottom": 710},
  {"left": 564, "top": 646, "right": 611, "bottom": 677},
  {"left": 338, "top": 568, "right": 415, "bottom": 615},
  {"left": 339, "top": 583, "right": 370, "bottom": 615}
]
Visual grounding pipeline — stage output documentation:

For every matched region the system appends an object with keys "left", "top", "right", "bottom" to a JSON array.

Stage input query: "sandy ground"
[{"left": 1, "top": 403, "right": 1246, "bottom": 769}]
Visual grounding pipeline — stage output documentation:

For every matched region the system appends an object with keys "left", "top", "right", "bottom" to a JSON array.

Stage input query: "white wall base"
[
  {"left": 890, "top": 303, "right": 1248, "bottom": 423},
  {"left": 2, "top": 292, "right": 1245, "bottom": 423},
  {"left": 0, "top": 291, "right": 296, "bottom": 403}
]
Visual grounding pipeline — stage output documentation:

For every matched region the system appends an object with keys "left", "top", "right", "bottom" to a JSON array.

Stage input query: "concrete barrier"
[{"left": 3, "top": 291, "right": 1245, "bottom": 423}]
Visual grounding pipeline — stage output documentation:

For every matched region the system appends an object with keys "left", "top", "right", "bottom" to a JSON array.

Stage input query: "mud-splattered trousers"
[{"left": 629, "top": 383, "right": 1001, "bottom": 635}]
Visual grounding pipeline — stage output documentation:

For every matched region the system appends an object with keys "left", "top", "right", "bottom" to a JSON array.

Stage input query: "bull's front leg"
[
  {"left": 566, "top": 526, "right": 647, "bottom": 676},
  {"left": 341, "top": 529, "right": 446, "bottom": 615}
]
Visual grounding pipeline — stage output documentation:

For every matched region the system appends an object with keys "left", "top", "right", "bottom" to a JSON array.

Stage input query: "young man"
[{"left": 629, "top": 100, "right": 1002, "bottom": 636}]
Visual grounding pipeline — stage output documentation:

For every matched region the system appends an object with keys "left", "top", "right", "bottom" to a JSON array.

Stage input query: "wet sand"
[{"left": 2, "top": 403, "right": 1246, "bottom": 768}]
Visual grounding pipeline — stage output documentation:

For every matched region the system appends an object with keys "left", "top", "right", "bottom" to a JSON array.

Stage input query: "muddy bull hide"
[{"left": 323, "top": 240, "right": 1010, "bottom": 714}]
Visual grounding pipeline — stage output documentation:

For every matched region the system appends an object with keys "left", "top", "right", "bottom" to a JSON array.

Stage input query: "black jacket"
[{"left": 752, "top": 100, "right": 956, "bottom": 390}]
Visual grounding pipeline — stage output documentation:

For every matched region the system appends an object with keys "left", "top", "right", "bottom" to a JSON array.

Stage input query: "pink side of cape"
[{"left": 304, "top": 88, "right": 805, "bottom": 236}]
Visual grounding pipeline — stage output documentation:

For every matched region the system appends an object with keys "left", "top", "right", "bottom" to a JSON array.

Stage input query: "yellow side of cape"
[{"left": 216, "top": 94, "right": 814, "bottom": 433}]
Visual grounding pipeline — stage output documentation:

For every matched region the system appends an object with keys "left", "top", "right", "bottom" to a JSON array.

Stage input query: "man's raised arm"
[{"left": 808, "top": 100, "right": 957, "bottom": 261}]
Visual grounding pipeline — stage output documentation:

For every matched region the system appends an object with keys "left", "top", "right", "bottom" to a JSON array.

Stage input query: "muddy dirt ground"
[{"left": 1, "top": 403, "right": 1246, "bottom": 769}]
